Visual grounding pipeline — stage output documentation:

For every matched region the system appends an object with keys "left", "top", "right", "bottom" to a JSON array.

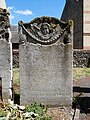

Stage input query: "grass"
[
  {"left": 13, "top": 68, "right": 20, "bottom": 98},
  {"left": 73, "top": 68, "right": 90, "bottom": 80},
  {"left": 13, "top": 68, "right": 20, "bottom": 86}
]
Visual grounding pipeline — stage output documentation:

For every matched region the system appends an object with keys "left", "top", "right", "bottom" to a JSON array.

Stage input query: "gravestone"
[
  {"left": 19, "top": 16, "right": 73, "bottom": 106},
  {"left": 0, "top": 1, "right": 12, "bottom": 101}
]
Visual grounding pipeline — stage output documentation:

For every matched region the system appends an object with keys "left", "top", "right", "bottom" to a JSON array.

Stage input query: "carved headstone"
[
  {"left": 0, "top": 1, "right": 12, "bottom": 101},
  {"left": 19, "top": 16, "right": 73, "bottom": 106}
]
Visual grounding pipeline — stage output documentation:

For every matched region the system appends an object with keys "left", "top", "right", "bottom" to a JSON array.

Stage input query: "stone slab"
[
  {"left": 0, "top": 39, "right": 11, "bottom": 100},
  {"left": 19, "top": 43, "right": 73, "bottom": 106}
]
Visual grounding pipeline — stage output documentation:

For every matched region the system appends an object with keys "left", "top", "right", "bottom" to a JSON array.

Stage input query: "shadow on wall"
[
  {"left": 14, "top": 93, "right": 20, "bottom": 105},
  {"left": 87, "top": 58, "right": 90, "bottom": 68}
]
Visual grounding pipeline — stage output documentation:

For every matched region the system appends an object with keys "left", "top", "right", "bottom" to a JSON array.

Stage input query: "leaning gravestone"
[
  {"left": 0, "top": 1, "right": 12, "bottom": 101},
  {"left": 19, "top": 16, "right": 73, "bottom": 106}
]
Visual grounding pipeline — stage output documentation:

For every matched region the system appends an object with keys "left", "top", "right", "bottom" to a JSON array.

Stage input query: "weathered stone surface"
[
  {"left": 0, "top": 8, "right": 10, "bottom": 42},
  {"left": 0, "top": 39, "right": 11, "bottom": 100},
  {"left": 0, "top": 0, "right": 12, "bottom": 101},
  {"left": 19, "top": 17, "right": 72, "bottom": 45},
  {"left": 19, "top": 16, "right": 73, "bottom": 106},
  {"left": 19, "top": 43, "right": 73, "bottom": 106}
]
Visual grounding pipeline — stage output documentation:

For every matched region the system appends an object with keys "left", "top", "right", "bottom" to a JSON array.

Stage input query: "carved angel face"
[{"left": 41, "top": 23, "right": 50, "bottom": 35}]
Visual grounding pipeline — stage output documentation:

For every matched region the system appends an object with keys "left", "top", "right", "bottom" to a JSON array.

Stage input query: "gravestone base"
[{"left": 20, "top": 43, "right": 73, "bottom": 106}]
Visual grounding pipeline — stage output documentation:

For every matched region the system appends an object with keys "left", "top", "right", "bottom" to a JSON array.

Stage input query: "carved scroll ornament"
[
  {"left": 19, "top": 16, "right": 73, "bottom": 45},
  {"left": 0, "top": 8, "right": 10, "bottom": 41}
]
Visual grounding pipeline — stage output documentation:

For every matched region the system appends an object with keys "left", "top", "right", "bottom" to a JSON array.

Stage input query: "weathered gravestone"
[
  {"left": 0, "top": 0, "right": 12, "bottom": 101},
  {"left": 19, "top": 16, "right": 73, "bottom": 106}
]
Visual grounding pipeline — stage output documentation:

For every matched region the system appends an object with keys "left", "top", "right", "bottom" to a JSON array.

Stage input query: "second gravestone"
[
  {"left": 19, "top": 17, "right": 73, "bottom": 106},
  {"left": 0, "top": 0, "right": 12, "bottom": 101}
]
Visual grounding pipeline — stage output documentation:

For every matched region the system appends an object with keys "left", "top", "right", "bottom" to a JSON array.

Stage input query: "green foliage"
[
  {"left": 26, "top": 103, "right": 46, "bottom": 114},
  {"left": 0, "top": 102, "right": 53, "bottom": 120},
  {"left": 26, "top": 103, "right": 53, "bottom": 120}
]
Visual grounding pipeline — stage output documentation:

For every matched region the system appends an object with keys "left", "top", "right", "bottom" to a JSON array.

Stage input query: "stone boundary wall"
[{"left": 73, "top": 49, "right": 90, "bottom": 68}]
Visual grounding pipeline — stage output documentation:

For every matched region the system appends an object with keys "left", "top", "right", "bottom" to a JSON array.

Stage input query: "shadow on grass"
[{"left": 14, "top": 93, "right": 20, "bottom": 105}]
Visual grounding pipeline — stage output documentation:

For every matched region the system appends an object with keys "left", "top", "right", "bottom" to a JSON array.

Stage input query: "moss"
[{"left": 68, "top": 20, "right": 74, "bottom": 27}]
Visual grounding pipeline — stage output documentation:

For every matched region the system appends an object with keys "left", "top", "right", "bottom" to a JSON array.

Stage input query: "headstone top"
[
  {"left": 0, "top": 8, "right": 10, "bottom": 41},
  {"left": 19, "top": 16, "right": 73, "bottom": 45}
]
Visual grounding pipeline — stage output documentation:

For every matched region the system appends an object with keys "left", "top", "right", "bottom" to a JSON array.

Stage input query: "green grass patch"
[
  {"left": 13, "top": 68, "right": 20, "bottom": 86},
  {"left": 73, "top": 68, "right": 90, "bottom": 80}
]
